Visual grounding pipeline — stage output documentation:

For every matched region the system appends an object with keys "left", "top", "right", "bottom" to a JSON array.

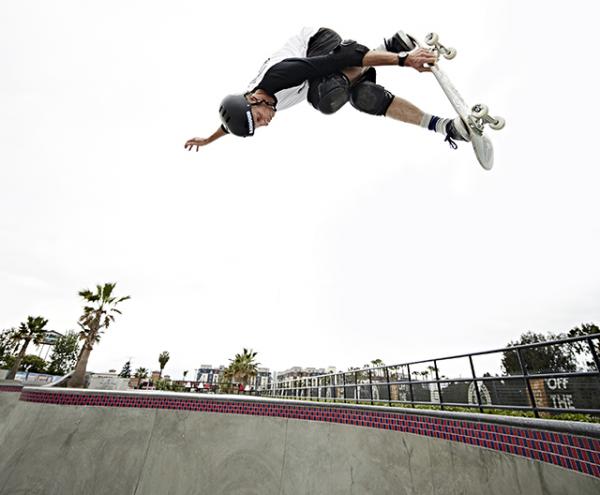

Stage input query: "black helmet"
[{"left": 219, "top": 94, "right": 255, "bottom": 137}]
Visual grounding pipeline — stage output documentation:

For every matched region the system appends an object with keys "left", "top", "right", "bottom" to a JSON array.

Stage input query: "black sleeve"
[{"left": 254, "top": 42, "right": 369, "bottom": 96}]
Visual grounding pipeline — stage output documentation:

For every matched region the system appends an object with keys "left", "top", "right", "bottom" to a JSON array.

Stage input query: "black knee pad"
[
  {"left": 308, "top": 73, "right": 351, "bottom": 114},
  {"left": 349, "top": 81, "right": 394, "bottom": 116}
]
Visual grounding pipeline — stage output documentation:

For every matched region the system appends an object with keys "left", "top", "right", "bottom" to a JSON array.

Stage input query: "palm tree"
[
  {"left": 158, "top": 351, "right": 170, "bottom": 378},
  {"left": 6, "top": 316, "right": 48, "bottom": 380},
  {"left": 427, "top": 365, "right": 437, "bottom": 378},
  {"left": 134, "top": 367, "right": 149, "bottom": 379},
  {"left": 68, "top": 283, "right": 130, "bottom": 388},
  {"left": 134, "top": 367, "right": 149, "bottom": 389},
  {"left": 226, "top": 348, "right": 259, "bottom": 390}
]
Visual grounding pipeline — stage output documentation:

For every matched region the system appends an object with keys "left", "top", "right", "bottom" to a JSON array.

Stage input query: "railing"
[{"left": 259, "top": 334, "right": 600, "bottom": 418}]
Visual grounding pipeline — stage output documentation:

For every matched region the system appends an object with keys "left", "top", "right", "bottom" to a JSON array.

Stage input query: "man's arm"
[
  {"left": 185, "top": 126, "right": 227, "bottom": 151},
  {"left": 255, "top": 47, "right": 437, "bottom": 96},
  {"left": 363, "top": 48, "right": 437, "bottom": 72}
]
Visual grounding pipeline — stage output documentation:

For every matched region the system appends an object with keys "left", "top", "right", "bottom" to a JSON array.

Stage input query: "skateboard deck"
[{"left": 422, "top": 33, "right": 505, "bottom": 170}]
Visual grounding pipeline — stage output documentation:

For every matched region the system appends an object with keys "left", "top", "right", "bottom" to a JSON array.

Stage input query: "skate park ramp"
[
  {"left": 0, "top": 386, "right": 599, "bottom": 495},
  {"left": 0, "top": 381, "right": 22, "bottom": 421}
]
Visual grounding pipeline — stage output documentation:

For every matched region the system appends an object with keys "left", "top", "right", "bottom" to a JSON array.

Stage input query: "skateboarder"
[{"left": 184, "top": 28, "right": 470, "bottom": 151}]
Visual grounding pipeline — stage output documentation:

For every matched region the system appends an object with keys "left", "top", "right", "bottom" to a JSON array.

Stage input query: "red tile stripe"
[
  {"left": 19, "top": 390, "right": 600, "bottom": 479},
  {"left": 0, "top": 385, "right": 23, "bottom": 392}
]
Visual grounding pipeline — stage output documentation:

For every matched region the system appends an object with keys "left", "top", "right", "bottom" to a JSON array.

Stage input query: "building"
[
  {"left": 275, "top": 366, "right": 336, "bottom": 381},
  {"left": 252, "top": 367, "right": 272, "bottom": 390},
  {"left": 195, "top": 364, "right": 273, "bottom": 392},
  {"left": 195, "top": 365, "right": 225, "bottom": 392}
]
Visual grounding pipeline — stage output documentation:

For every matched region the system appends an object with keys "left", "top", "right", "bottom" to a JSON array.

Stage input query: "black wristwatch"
[{"left": 398, "top": 51, "right": 410, "bottom": 67}]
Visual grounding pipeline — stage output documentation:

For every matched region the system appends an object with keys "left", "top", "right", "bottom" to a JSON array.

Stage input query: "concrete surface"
[{"left": 0, "top": 389, "right": 598, "bottom": 495}]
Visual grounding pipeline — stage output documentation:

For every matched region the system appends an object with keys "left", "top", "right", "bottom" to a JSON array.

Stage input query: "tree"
[
  {"left": 0, "top": 328, "right": 19, "bottom": 368},
  {"left": 427, "top": 365, "right": 437, "bottom": 379},
  {"left": 155, "top": 378, "right": 184, "bottom": 392},
  {"left": 47, "top": 331, "right": 80, "bottom": 375},
  {"left": 20, "top": 355, "right": 48, "bottom": 373},
  {"left": 68, "top": 283, "right": 130, "bottom": 388},
  {"left": 158, "top": 351, "right": 170, "bottom": 378},
  {"left": 225, "top": 348, "right": 259, "bottom": 389},
  {"left": 501, "top": 331, "right": 577, "bottom": 375},
  {"left": 566, "top": 323, "right": 600, "bottom": 370},
  {"left": 134, "top": 367, "right": 149, "bottom": 379},
  {"left": 2, "top": 355, "right": 16, "bottom": 370},
  {"left": 6, "top": 316, "right": 48, "bottom": 380},
  {"left": 370, "top": 359, "right": 385, "bottom": 367},
  {"left": 119, "top": 360, "right": 132, "bottom": 378},
  {"left": 134, "top": 367, "right": 149, "bottom": 389}
]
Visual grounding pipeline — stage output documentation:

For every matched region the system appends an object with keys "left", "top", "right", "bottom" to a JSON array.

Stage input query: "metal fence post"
[
  {"left": 368, "top": 369, "right": 374, "bottom": 406},
  {"left": 355, "top": 371, "right": 359, "bottom": 404},
  {"left": 407, "top": 364, "right": 415, "bottom": 408},
  {"left": 385, "top": 366, "right": 392, "bottom": 407},
  {"left": 516, "top": 348, "right": 539, "bottom": 418},
  {"left": 468, "top": 355, "right": 484, "bottom": 413},
  {"left": 433, "top": 360, "right": 444, "bottom": 410},
  {"left": 343, "top": 373, "right": 347, "bottom": 404}
]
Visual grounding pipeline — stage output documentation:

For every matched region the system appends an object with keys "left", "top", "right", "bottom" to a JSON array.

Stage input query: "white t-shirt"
[{"left": 246, "top": 27, "right": 320, "bottom": 111}]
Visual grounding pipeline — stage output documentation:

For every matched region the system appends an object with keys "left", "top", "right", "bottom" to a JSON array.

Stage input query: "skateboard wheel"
[
  {"left": 471, "top": 104, "right": 489, "bottom": 119},
  {"left": 444, "top": 47, "right": 457, "bottom": 59},
  {"left": 425, "top": 32, "right": 439, "bottom": 46},
  {"left": 489, "top": 116, "right": 506, "bottom": 130}
]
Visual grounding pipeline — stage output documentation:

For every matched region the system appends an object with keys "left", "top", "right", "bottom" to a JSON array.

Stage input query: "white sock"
[
  {"left": 420, "top": 113, "right": 451, "bottom": 134},
  {"left": 421, "top": 114, "right": 470, "bottom": 142}
]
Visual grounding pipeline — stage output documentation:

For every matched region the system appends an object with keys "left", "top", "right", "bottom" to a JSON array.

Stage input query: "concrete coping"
[{"left": 21, "top": 386, "right": 600, "bottom": 439}]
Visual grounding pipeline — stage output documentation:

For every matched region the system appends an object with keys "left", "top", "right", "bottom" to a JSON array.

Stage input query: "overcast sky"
[{"left": 1, "top": 1, "right": 599, "bottom": 380}]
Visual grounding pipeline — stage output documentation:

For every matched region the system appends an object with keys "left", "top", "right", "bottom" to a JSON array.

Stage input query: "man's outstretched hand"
[
  {"left": 405, "top": 48, "right": 438, "bottom": 72},
  {"left": 185, "top": 127, "right": 227, "bottom": 151},
  {"left": 185, "top": 137, "right": 211, "bottom": 151}
]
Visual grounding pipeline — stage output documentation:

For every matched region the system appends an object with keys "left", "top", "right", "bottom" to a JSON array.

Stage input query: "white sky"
[{"left": 1, "top": 1, "right": 599, "bottom": 380}]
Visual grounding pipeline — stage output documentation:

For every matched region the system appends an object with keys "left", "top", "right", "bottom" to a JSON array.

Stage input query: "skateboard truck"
[
  {"left": 424, "top": 32, "right": 457, "bottom": 60},
  {"left": 425, "top": 32, "right": 506, "bottom": 136},
  {"left": 471, "top": 104, "right": 506, "bottom": 131}
]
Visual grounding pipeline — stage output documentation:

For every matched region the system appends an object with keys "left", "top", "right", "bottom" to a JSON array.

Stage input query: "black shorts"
[
  {"left": 307, "top": 28, "right": 343, "bottom": 57},
  {"left": 307, "top": 28, "right": 344, "bottom": 111}
]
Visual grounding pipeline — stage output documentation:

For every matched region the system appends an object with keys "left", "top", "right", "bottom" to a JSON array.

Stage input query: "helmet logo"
[{"left": 246, "top": 110, "right": 254, "bottom": 135}]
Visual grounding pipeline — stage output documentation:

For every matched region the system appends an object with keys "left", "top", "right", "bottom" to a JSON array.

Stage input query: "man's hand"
[
  {"left": 185, "top": 137, "right": 211, "bottom": 151},
  {"left": 405, "top": 48, "right": 438, "bottom": 73},
  {"left": 184, "top": 126, "right": 227, "bottom": 151}
]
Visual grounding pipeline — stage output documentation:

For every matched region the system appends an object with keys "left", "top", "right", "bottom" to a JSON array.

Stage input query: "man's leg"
[
  {"left": 349, "top": 80, "right": 470, "bottom": 144},
  {"left": 387, "top": 96, "right": 470, "bottom": 144},
  {"left": 376, "top": 30, "right": 471, "bottom": 143},
  {"left": 385, "top": 96, "right": 423, "bottom": 125}
]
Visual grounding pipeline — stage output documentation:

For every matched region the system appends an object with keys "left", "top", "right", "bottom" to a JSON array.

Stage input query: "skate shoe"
[
  {"left": 384, "top": 30, "right": 418, "bottom": 53},
  {"left": 444, "top": 117, "right": 471, "bottom": 148}
]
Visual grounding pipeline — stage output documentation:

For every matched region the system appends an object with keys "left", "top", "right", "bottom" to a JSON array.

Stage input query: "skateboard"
[{"left": 422, "top": 33, "right": 505, "bottom": 170}]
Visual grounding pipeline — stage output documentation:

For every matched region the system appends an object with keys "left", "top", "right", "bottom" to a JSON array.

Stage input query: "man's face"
[{"left": 247, "top": 94, "right": 276, "bottom": 128}]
